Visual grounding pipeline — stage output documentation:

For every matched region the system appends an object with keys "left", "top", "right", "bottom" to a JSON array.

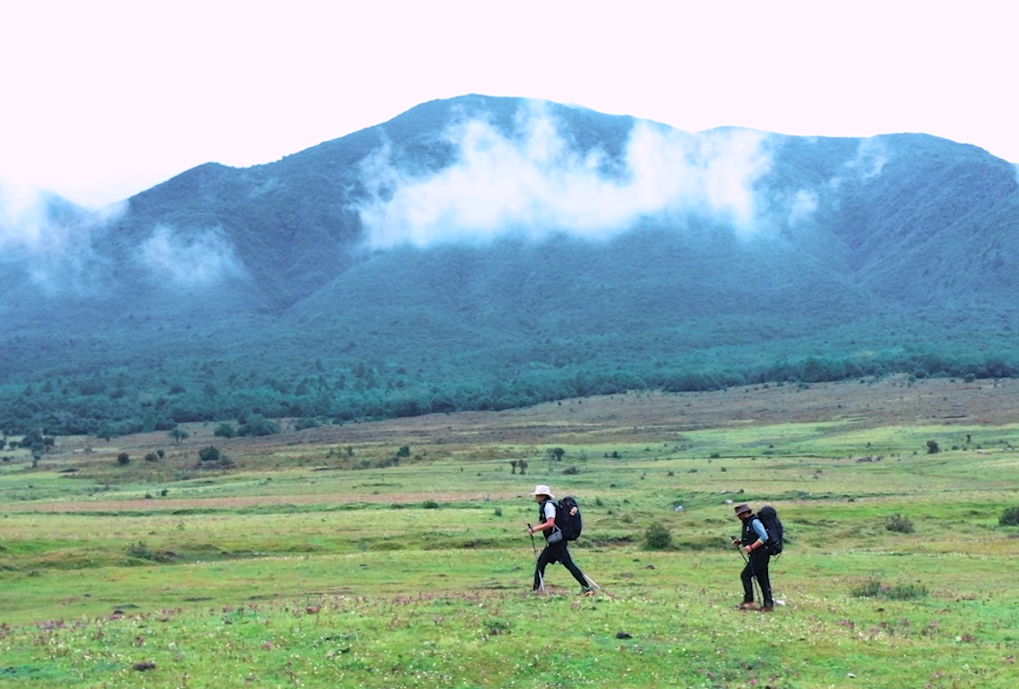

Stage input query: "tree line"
[{"left": 1, "top": 349, "right": 1015, "bottom": 438}]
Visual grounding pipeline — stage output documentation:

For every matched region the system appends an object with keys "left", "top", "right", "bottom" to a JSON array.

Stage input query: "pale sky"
[{"left": 2, "top": 0, "right": 1016, "bottom": 209}]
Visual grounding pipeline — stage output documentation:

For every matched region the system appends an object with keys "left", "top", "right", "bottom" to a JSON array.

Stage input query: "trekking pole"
[
  {"left": 748, "top": 554, "right": 763, "bottom": 608},
  {"left": 583, "top": 572, "right": 615, "bottom": 599},
  {"left": 528, "top": 524, "right": 544, "bottom": 592}
]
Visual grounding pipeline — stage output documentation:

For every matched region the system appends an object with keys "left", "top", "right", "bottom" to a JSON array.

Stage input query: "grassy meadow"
[{"left": 2, "top": 378, "right": 1019, "bottom": 688}]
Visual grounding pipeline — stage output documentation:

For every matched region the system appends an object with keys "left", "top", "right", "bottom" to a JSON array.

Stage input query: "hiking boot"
[
  {"left": 579, "top": 587, "right": 595, "bottom": 597},
  {"left": 759, "top": 604, "right": 775, "bottom": 613},
  {"left": 738, "top": 602, "right": 757, "bottom": 610}
]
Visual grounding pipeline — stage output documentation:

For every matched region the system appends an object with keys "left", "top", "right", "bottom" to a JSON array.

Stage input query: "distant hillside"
[{"left": 1, "top": 94, "right": 1017, "bottom": 437}]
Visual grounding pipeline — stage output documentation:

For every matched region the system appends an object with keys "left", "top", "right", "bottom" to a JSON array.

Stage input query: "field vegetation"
[{"left": 2, "top": 376, "right": 1019, "bottom": 688}]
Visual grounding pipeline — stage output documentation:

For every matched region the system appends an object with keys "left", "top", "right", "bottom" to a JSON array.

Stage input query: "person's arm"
[
  {"left": 528, "top": 503, "right": 556, "bottom": 534},
  {"left": 529, "top": 515, "right": 555, "bottom": 534},
  {"left": 744, "top": 518, "right": 769, "bottom": 553}
]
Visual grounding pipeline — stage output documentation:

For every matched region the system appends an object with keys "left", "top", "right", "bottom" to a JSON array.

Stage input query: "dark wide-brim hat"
[{"left": 734, "top": 503, "right": 752, "bottom": 515}]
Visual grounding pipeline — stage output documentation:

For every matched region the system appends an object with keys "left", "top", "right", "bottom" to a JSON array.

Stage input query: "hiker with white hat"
[{"left": 527, "top": 484, "right": 592, "bottom": 595}]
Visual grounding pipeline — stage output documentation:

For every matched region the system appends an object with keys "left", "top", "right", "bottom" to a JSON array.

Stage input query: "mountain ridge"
[{"left": 1, "top": 94, "right": 1017, "bottom": 436}]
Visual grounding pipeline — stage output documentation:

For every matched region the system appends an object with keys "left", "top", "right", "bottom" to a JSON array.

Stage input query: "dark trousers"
[
  {"left": 533, "top": 540, "right": 587, "bottom": 590},
  {"left": 741, "top": 551, "right": 773, "bottom": 605}
]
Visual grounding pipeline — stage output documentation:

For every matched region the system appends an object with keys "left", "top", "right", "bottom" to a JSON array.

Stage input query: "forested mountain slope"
[{"left": 1, "top": 95, "right": 1017, "bottom": 435}]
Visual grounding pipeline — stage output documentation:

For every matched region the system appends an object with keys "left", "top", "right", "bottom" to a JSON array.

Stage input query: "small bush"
[
  {"left": 237, "top": 416, "right": 279, "bottom": 437},
  {"left": 213, "top": 423, "right": 236, "bottom": 439},
  {"left": 127, "top": 541, "right": 157, "bottom": 561},
  {"left": 851, "top": 578, "right": 928, "bottom": 600},
  {"left": 422, "top": 500, "right": 440, "bottom": 509},
  {"left": 293, "top": 417, "right": 321, "bottom": 431},
  {"left": 643, "top": 522, "right": 673, "bottom": 550},
  {"left": 885, "top": 582, "right": 929, "bottom": 600},
  {"left": 999, "top": 506, "right": 1019, "bottom": 526},
  {"left": 198, "top": 446, "right": 221, "bottom": 463},
  {"left": 885, "top": 513, "right": 914, "bottom": 533},
  {"left": 144, "top": 452, "right": 159, "bottom": 462},
  {"left": 563, "top": 466, "right": 579, "bottom": 475},
  {"left": 116, "top": 452, "right": 130, "bottom": 465}
]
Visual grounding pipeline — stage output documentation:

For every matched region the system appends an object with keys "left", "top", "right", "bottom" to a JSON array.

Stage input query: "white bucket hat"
[{"left": 533, "top": 484, "right": 554, "bottom": 499}]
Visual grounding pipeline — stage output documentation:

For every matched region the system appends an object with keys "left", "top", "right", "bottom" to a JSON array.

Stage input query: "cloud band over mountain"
[{"left": 355, "top": 103, "right": 775, "bottom": 249}]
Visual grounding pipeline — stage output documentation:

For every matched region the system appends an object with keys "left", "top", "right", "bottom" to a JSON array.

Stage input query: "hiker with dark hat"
[
  {"left": 527, "top": 485, "right": 592, "bottom": 595},
  {"left": 732, "top": 502, "right": 774, "bottom": 611}
]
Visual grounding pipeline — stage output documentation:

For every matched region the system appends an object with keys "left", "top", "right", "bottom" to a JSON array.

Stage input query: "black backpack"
[
  {"left": 557, "top": 496, "right": 582, "bottom": 541},
  {"left": 757, "top": 505, "right": 784, "bottom": 555},
  {"left": 541, "top": 496, "right": 583, "bottom": 541}
]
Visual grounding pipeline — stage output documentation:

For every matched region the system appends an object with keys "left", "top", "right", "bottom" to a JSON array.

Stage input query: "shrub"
[
  {"left": 850, "top": 578, "right": 883, "bottom": 598},
  {"left": 127, "top": 541, "right": 157, "bottom": 561},
  {"left": 422, "top": 500, "right": 440, "bottom": 509},
  {"left": 885, "top": 582, "right": 929, "bottom": 600},
  {"left": 213, "top": 423, "right": 236, "bottom": 438},
  {"left": 885, "top": 513, "right": 914, "bottom": 533},
  {"left": 237, "top": 415, "right": 279, "bottom": 437},
  {"left": 144, "top": 452, "right": 159, "bottom": 462},
  {"left": 117, "top": 452, "right": 130, "bottom": 465},
  {"left": 396, "top": 445, "right": 411, "bottom": 458},
  {"left": 999, "top": 506, "right": 1019, "bottom": 526},
  {"left": 198, "top": 446, "right": 221, "bottom": 463},
  {"left": 563, "top": 466, "right": 580, "bottom": 475},
  {"left": 851, "top": 578, "right": 928, "bottom": 600},
  {"left": 643, "top": 522, "right": 673, "bottom": 550}
]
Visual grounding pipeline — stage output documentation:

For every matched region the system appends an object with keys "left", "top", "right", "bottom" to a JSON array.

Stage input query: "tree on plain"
[{"left": 169, "top": 428, "right": 190, "bottom": 446}]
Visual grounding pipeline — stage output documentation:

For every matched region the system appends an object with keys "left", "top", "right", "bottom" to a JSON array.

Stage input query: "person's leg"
[
  {"left": 556, "top": 544, "right": 589, "bottom": 589},
  {"left": 533, "top": 545, "right": 555, "bottom": 590},
  {"left": 753, "top": 553, "right": 773, "bottom": 607},
  {"left": 740, "top": 560, "right": 755, "bottom": 603}
]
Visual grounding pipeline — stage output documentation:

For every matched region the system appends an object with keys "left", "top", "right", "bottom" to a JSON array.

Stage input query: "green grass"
[{"left": 3, "top": 415, "right": 1019, "bottom": 687}]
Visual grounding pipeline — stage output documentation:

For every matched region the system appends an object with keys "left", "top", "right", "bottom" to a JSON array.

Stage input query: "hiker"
[
  {"left": 732, "top": 502, "right": 775, "bottom": 611},
  {"left": 527, "top": 484, "right": 592, "bottom": 595}
]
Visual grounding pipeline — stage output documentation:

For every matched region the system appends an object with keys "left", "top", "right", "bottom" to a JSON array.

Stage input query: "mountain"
[{"left": 1, "top": 95, "right": 1018, "bottom": 437}]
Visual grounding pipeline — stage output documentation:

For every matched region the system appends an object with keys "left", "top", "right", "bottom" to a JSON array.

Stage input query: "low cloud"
[
  {"left": 137, "top": 225, "right": 245, "bottom": 289},
  {"left": 787, "top": 189, "right": 819, "bottom": 225},
  {"left": 0, "top": 178, "right": 124, "bottom": 294},
  {"left": 844, "top": 138, "right": 889, "bottom": 181},
  {"left": 355, "top": 103, "right": 773, "bottom": 249},
  {"left": 823, "top": 138, "right": 891, "bottom": 211}
]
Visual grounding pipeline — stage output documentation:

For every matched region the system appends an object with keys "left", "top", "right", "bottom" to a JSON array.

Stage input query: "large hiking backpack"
[
  {"left": 557, "top": 496, "right": 583, "bottom": 541},
  {"left": 757, "top": 505, "right": 784, "bottom": 556},
  {"left": 539, "top": 496, "right": 583, "bottom": 542}
]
